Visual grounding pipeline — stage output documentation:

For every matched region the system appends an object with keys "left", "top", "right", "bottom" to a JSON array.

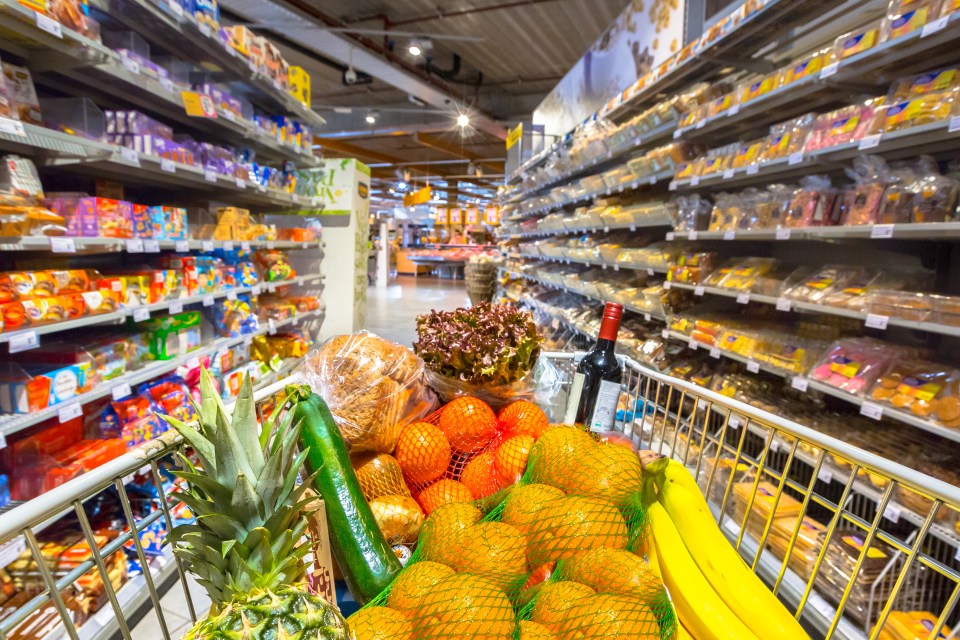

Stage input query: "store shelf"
[
  {"left": 672, "top": 119, "right": 960, "bottom": 194},
  {"left": 502, "top": 211, "right": 673, "bottom": 239},
  {"left": 674, "top": 12, "right": 960, "bottom": 146},
  {"left": 80, "top": 0, "right": 324, "bottom": 129},
  {"left": 506, "top": 169, "right": 674, "bottom": 221},
  {"left": 667, "top": 222, "right": 960, "bottom": 242},
  {"left": 0, "top": 307, "right": 324, "bottom": 437},
  {"left": 0, "top": 120, "right": 322, "bottom": 210},
  {"left": 512, "top": 253, "right": 670, "bottom": 274},
  {"left": 667, "top": 281, "right": 960, "bottom": 339},
  {"left": 0, "top": 236, "right": 323, "bottom": 253},
  {"left": 501, "top": 269, "right": 666, "bottom": 321},
  {"left": 0, "top": 272, "right": 323, "bottom": 347}
]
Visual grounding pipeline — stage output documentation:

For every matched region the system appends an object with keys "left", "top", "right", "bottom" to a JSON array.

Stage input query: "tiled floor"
[
  {"left": 363, "top": 275, "right": 469, "bottom": 347},
  {"left": 129, "top": 274, "right": 467, "bottom": 638}
]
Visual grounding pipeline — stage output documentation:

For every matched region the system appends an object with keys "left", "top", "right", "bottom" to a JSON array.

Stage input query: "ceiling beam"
[
  {"left": 313, "top": 138, "right": 402, "bottom": 165},
  {"left": 413, "top": 132, "right": 504, "bottom": 172}
]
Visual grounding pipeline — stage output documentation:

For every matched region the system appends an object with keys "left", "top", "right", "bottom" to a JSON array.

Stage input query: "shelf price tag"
[
  {"left": 871, "top": 224, "right": 894, "bottom": 239},
  {"left": 818, "top": 468, "right": 834, "bottom": 484},
  {"left": 922, "top": 15, "right": 949, "bottom": 36},
  {"left": 36, "top": 12, "right": 63, "bottom": 38},
  {"left": 647, "top": 268, "right": 655, "bottom": 276},
  {"left": 223, "top": 241, "right": 235, "bottom": 251},
  {"left": 119, "top": 146, "right": 140, "bottom": 166},
  {"left": 175, "top": 240, "right": 190, "bottom": 252},
  {"left": 865, "top": 314, "right": 889, "bottom": 330},
  {"left": 241, "top": 241, "right": 251, "bottom": 251},
  {"left": 687, "top": 338, "right": 698, "bottom": 350},
  {"left": 202, "top": 295, "right": 214, "bottom": 306},
  {"left": 859, "top": 134, "right": 882, "bottom": 150},
  {"left": 227, "top": 291, "right": 238, "bottom": 301},
  {"left": 661, "top": 329, "right": 670, "bottom": 340},
  {"left": 746, "top": 360, "right": 760, "bottom": 374},
  {"left": 673, "top": 130, "right": 682, "bottom": 140},
  {"left": 820, "top": 62, "right": 839, "bottom": 79},
  {"left": 668, "top": 181, "right": 678, "bottom": 191},
  {"left": 644, "top": 313, "right": 652, "bottom": 322},
  {"left": 268, "top": 319, "right": 277, "bottom": 335},
  {"left": 168, "top": 301, "right": 184, "bottom": 315},
  {"left": 776, "top": 297, "right": 793, "bottom": 312},
  {"left": 201, "top": 240, "right": 215, "bottom": 252},
  {"left": 950, "top": 116, "right": 960, "bottom": 133},
  {"left": 8, "top": 330, "right": 39, "bottom": 354},
  {"left": 49, "top": 237, "right": 76, "bottom": 253},
  {"left": 58, "top": 402, "right": 83, "bottom": 423},
  {"left": 243, "top": 334, "right": 253, "bottom": 346},
  {"left": 883, "top": 503, "right": 901, "bottom": 523},
  {"left": 665, "top": 232, "right": 675, "bottom": 241},
  {"left": 159, "top": 77, "right": 175, "bottom": 93},
  {"left": 728, "top": 416, "right": 741, "bottom": 430},
  {"left": 204, "top": 168, "right": 218, "bottom": 182},
  {"left": 235, "top": 178, "right": 246, "bottom": 189},
  {"left": 0, "top": 117, "right": 26, "bottom": 137},
  {"left": 860, "top": 402, "right": 884, "bottom": 420},
  {"left": 251, "top": 285, "right": 262, "bottom": 296},
  {"left": 776, "top": 228, "right": 791, "bottom": 240},
  {"left": 688, "top": 230, "right": 698, "bottom": 241},
  {"left": 143, "top": 240, "right": 160, "bottom": 253},
  {"left": 791, "top": 377, "right": 809, "bottom": 392},
  {"left": 722, "top": 169, "right": 735, "bottom": 179},
  {"left": 168, "top": 1, "right": 184, "bottom": 16},
  {"left": 663, "top": 281, "right": 672, "bottom": 290},
  {"left": 690, "top": 176, "right": 700, "bottom": 187},
  {"left": 629, "top": 224, "right": 636, "bottom": 232},
  {"left": 736, "top": 292, "right": 750, "bottom": 305},
  {"left": 723, "top": 230, "right": 735, "bottom": 240},
  {"left": 112, "top": 383, "right": 132, "bottom": 401},
  {"left": 132, "top": 307, "right": 150, "bottom": 322},
  {"left": 199, "top": 23, "right": 211, "bottom": 38},
  {"left": 709, "top": 347, "right": 721, "bottom": 359},
  {"left": 746, "top": 164, "right": 760, "bottom": 175},
  {"left": 0, "top": 538, "right": 27, "bottom": 567},
  {"left": 694, "top": 286, "right": 705, "bottom": 296},
  {"left": 159, "top": 158, "right": 176, "bottom": 173},
  {"left": 126, "top": 238, "right": 144, "bottom": 253},
  {"left": 121, "top": 53, "right": 140, "bottom": 75},
  {"left": 788, "top": 152, "right": 804, "bottom": 165}
]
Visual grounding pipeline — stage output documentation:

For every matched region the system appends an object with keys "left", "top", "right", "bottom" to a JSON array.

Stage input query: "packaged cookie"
[
  {"left": 833, "top": 22, "right": 882, "bottom": 60},
  {"left": 783, "top": 265, "right": 875, "bottom": 304},
  {"left": 866, "top": 290, "right": 934, "bottom": 322},
  {"left": 783, "top": 175, "right": 838, "bottom": 227},
  {"left": 868, "top": 359, "right": 960, "bottom": 425}
]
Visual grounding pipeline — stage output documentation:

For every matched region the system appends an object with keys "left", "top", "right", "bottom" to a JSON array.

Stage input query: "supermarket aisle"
[
  {"left": 130, "top": 572, "right": 210, "bottom": 640},
  {"left": 365, "top": 276, "right": 470, "bottom": 347}
]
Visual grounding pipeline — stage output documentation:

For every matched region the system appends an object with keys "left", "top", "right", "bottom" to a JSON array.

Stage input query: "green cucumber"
[{"left": 292, "top": 388, "right": 402, "bottom": 605}]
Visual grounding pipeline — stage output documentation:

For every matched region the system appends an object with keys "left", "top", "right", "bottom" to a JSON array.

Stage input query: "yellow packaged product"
[
  {"left": 738, "top": 72, "right": 779, "bottom": 104},
  {"left": 731, "top": 139, "right": 764, "bottom": 168},
  {"left": 875, "top": 90, "right": 955, "bottom": 133},
  {"left": 882, "top": 0, "right": 936, "bottom": 40},
  {"left": 888, "top": 67, "right": 960, "bottom": 100},
  {"left": 833, "top": 22, "right": 881, "bottom": 59},
  {"left": 779, "top": 49, "right": 830, "bottom": 86},
  {"left": 873, "top": 610, "right": 952, "bottom": 640}
]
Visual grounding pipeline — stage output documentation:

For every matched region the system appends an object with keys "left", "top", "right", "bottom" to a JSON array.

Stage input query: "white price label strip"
[
  {"left": 860, "top": 402, "right": 884, "bottom": 420},
  {"left": 159, "top": 77, "right": 175, "bottom": 93},
  {"left": 204, "top": 169, "right": 218, "bottom": 183},
  {"left": 235, "top": 178, "right": 246, "bottom": 189},
  {"left": 112, "top": 383, "right": 132, "bottom": 401},
  {"left": 788, "top": 152, "right": 804, "bottom": 165},
  {"left": 227, "top": 291, "right": 238, "bottom": 301},
  {"left": 126, "top": 238, "right": 144, "bottom": 253},
  {"left": 644, "top": 313, "right": 652, "bottom": 322},
  {"left": 688, "top": 230, "right": 698, "bottom": 241},
  {"left": 663, "top": 281, "right": 671, "bottom": 290},
  {"left": 144, "top": 239, "right": 160, "bottom": 253},
  {"left": 50, "top": 237, "right": 75, "bottom": 253},
  {"left": 776, "top": 228, "right": 791, "bottom": 240},
  {"left": 201, "top": 241, "right": 215, "bottom": 252},
  {"left": 865, "top": 314, "right": 889, "bottom": 330},
  {"left": 791, "top": 377, "right": 809, "bottom": 392},
  {"left": 132, "top": 307, "right": 150, "bottom": 322},
  {"left": 175, "top": 240, "right": 189, "bottom": 252},
  {"left": 871, "top": 224, "right": 894, "bottom": 239},
  {"left": 728, "top": 416, "right": 741, "bottom": 430},
  {"left": 859, "top": 134, "right": 882, "bottom": 150},
  {"left": 884, "top": 504, "right": 901, "bottom": 523},
  {"left": 268, "top": 319, "right": 277, "bottom": 335},
  {"left": 8, "top": 330, "right": 39, "bottom": 354},
  {"left": 120, "top": 146, "right": 140, "bottom": 166},
  {"left": 160, "top": 158, "right": 176, "bottom": 173},
  {"left": 722, "top": 169, "right": 735, "bottom": 179},
  {"left": 36, "top": 12, "right": 62, "bottom": 37},
  {"left": 776, "top": 297, "right": 793, "bottom": 312},
  {"left": 223, "top": 241, "right": 235, "bottom": 251},
  {"left": 241, "top": 242, "right": 251, "bottom": 251},
  {"left": 121, "top": 54, "right": 140, "bottom": 75},
  {"left": 818, "top": 468, "right": 834, "bottom": 484},
  {"left": 820, "top": 62, "right": 839, "bottom": 79},
  {"left": 0, "top": 538, "right": 26, "bottom": 567},
  {"left": 243, "top": 334, "right": 253, "bottom": 346},
  {"left": 747, "top": 361, "right": 760, "bottom": 374},
  {"left": 709, "top": 347, "right": 721, "bottom": 359},
  {"left": 687, "top": 339, "right": 698, "bottom": 351},
  {"left": 169, "top": 301, "right": 184, "bottom": 315},
  {"left": 721, "top": 229, "right": 736, "bottom": 241},
  {"left": 922, "top": 15, "right": 949, "bottom": 36},
  {"left": 951, "top": 116, "right": 960, "bottom": 133},
  {"left": 58, "top": 402, "right": 82, "bottom": 423},
  {"left": 736, "top": 293, "right": 750, "bottom": 305},
  {"left": 694, "top": 286, "right": 705, "bottom": 296},
  {"left": 647, "top": 268, "right": 655, "bottom": 277},
  {"left": 665, "top": 232, "right": 675, "bottom": 241},
  {"left": 0, "top": 117, "right": 26, "bottom": 136}
]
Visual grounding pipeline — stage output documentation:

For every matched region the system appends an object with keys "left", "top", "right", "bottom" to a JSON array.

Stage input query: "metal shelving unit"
[
  {"left": 511, "top": 253, "right": 670, "bottom": 274},
  {"left": 0, "top": 236, "right": 323, "bottom": 253},
  {"left": 503, "top": 211, "right": 673, "bottom": 239}
]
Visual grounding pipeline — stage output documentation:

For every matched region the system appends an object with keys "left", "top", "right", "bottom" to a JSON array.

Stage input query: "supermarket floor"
[
  {"left": 364, "top": 275, "right": 469, "bottom": 347},
  {"left": 130, "top": 571, "right": 210, "bottom": 640}
]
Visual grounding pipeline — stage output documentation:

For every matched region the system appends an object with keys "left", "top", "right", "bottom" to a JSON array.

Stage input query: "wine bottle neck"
[
  {"left": 597, "top": 315, "right": 621, "bottom": 342},
  {"left": 594, "top": 337, "right": 617, "bottom": 352}
]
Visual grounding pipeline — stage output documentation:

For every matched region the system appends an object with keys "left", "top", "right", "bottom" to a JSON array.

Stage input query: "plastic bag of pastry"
[
  {"left": 0, "top": 156, "right": 45, "bottom": 205},
  {"left": 879, "top": 163, "right": 920, "bottom": 224},
  {"left": 783, "top": 264, "right": 874, "bottom": 304},
  {"left": 867, "top": 358, "right": 960, "bottom": 425},
  {"left": 708, "top": 192, "right": 743, "bottom": 231},
  {"left": 843, "top": 156, "right": 889, "bottom": 225},
  {"left": 911, "top": 156, "right": 959, "bottom": 222},
  {"left": 810, "top": 338, "right": 896, "bottom": 396},
  {"left": 887, "top": 67, "right": 960, "bottom": 102},
  {"left": 295, "top": 331, "right": 438, "bottom": 453},
  {"left": 882, "top": 0, "right": 937, "bottom": 41},
  {"left": 783, "top": 175, "right": 837, "bottom": 227},
  {"left": 779, "top": 49, "right": 832, "bottom": 87},
  {"left": 873, "top": 89, "right": 955, "bottom": 133},
  {"left": 804, "top": 101, "right": 882, "bottom": 151},
  {"left": 833, "top": 21, "right": 882, "bottom": 60}
]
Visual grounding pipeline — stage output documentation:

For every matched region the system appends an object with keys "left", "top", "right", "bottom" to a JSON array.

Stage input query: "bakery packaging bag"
[{"left": 295, "top": 331, "right": 438, "bottom": 453}]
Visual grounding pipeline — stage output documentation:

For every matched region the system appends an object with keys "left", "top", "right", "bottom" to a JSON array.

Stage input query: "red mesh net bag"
[{"left": 392, "top": 397, "right": 551, "bottom": 515}]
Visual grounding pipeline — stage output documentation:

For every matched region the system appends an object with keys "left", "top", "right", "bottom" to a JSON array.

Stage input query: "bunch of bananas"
[{"left": 641, "top": 457, "right": 810, "bottom": 640}]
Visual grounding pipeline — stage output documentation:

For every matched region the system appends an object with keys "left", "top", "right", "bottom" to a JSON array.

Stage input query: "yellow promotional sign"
[
  {"left": 181, "top": 91, "right": 218, "bottom": 118},
  {"left": 506, "top": 123, "right": 523, "bottom": 150},
  {"left": 465, "top": 207, "right": 479, "bottom": 224},
  {"left": 449, "top": 208, "right": 463, "bottom": 224},
  {"left": 434, "top": 208, "right": 448, "bottom": 225},
  {"left": 403, "top": 185, "right": 431, "bottom": 207},
  {"left": 484, "top": 207, "right": 500, "bottom": 225}
]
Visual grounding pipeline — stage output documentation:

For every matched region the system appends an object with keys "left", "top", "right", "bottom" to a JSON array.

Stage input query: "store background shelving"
[
  {"left": 0, "top": 0, "right": 331, "bottom": 633},
  {"left": 499, "top": 0, "right": 960, "bottom": 634}
]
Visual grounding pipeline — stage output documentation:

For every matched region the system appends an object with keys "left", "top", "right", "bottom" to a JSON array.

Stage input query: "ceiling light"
[
  {"left": 457, "top": 114, "right": 470, "bottom": 127},
  {"left": 397, "top": 181, "right": 407, "bottom": 191},
  {"left": 365, "top": 112, "right": 377, "bottom": 124},
  {"left": 408, "top": 43, "right": 422, "bottom": 56}
]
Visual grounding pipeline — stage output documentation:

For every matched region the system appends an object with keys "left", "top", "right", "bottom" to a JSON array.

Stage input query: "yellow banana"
[
  {"left": 657, "top": 472, "right": 810, "bottom": 640},
  {"left": 677, "top": 620, "right": 695, "bottom": 640},
  {"left": 646, "top": 497, "right": 760, "bottom": 640},
  {"left": 659, "top": 458, "right": 712, "bottom": 512}
]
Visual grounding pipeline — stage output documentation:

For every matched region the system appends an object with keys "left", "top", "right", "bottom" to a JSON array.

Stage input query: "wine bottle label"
[
  {"left": 589, "top": 380, "right": 621, "bottom": 432},
  {"left": 564, "top": 373, "right": 586, "bottom": 424}
]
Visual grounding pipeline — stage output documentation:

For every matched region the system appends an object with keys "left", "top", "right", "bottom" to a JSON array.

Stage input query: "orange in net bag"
[{"left": 294, "top": 331, "right": 437, "bottom": 454}]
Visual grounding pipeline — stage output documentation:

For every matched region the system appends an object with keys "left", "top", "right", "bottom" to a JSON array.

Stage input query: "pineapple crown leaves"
[{"left": 163, "top": 368, "right": 320, "bottom": 606}]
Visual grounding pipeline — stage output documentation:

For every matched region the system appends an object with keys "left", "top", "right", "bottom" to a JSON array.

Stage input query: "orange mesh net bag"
[{"left": 350, "top": 424, "right": 676, "bottom": 640}]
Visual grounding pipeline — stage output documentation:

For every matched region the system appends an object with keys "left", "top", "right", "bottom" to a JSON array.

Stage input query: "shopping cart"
[{"left": 1, "top": 359, "right": 960, "bottom": 640}]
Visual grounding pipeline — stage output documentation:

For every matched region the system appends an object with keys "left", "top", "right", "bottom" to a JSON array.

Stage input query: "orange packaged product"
[
  {"left": 732, "top": 140, "right": 764, "bottom": 168},
  {"left": 779, "top": 50, "right": 830, "bottom": 86},
  {"left": 1, "top": 301, "right": 25, "bottom": 331},
  {"left": 868, "top": 359, "right": 960, "bottom": 425},
  {"left": 738, "top": 72, "right": 780, "bottom": 104},
  {"left": 51, "top": 270, "right": 91, "bottom": 294}
]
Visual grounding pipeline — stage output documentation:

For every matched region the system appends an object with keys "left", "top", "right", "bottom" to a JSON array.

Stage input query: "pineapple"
[{"left": 164, "top": 369, "right": 349, "bottom": 640}]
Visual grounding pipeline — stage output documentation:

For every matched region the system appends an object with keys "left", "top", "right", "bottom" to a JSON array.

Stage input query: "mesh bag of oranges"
[
  {"left": 347, "top": 424, "right": 676, "bottom": 640},
  {"left": 393, "top": 397, "right": 553, "bottom": 515},
  {"left": 295, "top": 331, "right": 438, "bottom": 453}
]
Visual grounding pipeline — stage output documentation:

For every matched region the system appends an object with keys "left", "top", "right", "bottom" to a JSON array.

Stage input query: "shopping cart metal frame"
[{"left": 1, "top": 359, "right": 959, "bottom": 640}]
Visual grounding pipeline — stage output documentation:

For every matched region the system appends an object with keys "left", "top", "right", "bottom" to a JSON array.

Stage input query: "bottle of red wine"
[{"left": 564, "top": 302, "right": 624, "bottom": 431}]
